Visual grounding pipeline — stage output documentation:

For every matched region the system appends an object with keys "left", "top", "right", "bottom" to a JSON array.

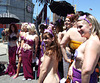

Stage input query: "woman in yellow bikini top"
[
  {"left": 69, "top": 40, "right": 82, "bottom": 50},
  {"left": 69, "top": 40, "right": 83, "bottom": 61}
]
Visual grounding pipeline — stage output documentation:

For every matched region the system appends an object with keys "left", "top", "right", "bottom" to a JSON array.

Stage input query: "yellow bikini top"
[{"left": 69, "top": 40, "right": 83, "bottom": 50}]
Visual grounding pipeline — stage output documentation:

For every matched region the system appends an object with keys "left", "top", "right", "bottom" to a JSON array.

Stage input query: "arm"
[
  {"left": 18, "top": 32, "right": 23, "bottom": 54},
  {"left": 33, "top": 35, "right": 39, "bottom": 59},
  {"left": 17, "top": 32, "right": 21, "bottom": 47},
  {"left": 68, "top": 60, "right": 75, "bottom": 79},
  {"left": 58, "top": 32, "right": 64, "bottom": 44},
  {"left": 60, "top": 31, "right": 71, "bottom": 63},
  {"left": 82, "top": 39, "right": 99, "bottom": 83},
  {"left": 38, "top": 53, "right": 52, "bottom": 83}
]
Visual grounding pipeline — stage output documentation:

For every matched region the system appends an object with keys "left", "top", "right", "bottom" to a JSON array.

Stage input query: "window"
[{"left": 0, "top": 0, "right": 10, "bottom": 5}]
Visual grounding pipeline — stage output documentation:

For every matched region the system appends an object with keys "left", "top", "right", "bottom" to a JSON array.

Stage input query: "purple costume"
[
  {"left": 21, "top": 37, "right": 34, "bottom": 79},
  {"left": 5, "top": 35, "right": 17, "bottom": 76},
  {"left": 72, "top": 50, "right": 97, "bottom": 83},
  {"left": 5, "top": 45, "right": 17, "bottom": 76},
  {"left": 72, "top": 67, "right": 97, "bottom": 83}
]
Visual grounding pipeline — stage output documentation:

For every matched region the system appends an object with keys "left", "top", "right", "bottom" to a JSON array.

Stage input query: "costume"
[
  {"left": 21, "top": 37, "right": 34, "bottom": 79},
  {"left": 5, "top": 35, "right": 17, "bottom": 76},
  {"left": 64, "top": 40, "right": 83, "bottom": 81},
  {"left": 72, "top": 67, "right": 97, "bottom": 83},
  {"left": 69, "top": 40, "right": 82, "bottom": 54},
  {"left": 72, "top": 50, "right": 97, "bottom": 83}
]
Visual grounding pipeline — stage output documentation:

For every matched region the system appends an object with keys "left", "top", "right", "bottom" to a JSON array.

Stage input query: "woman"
[
  {"left": 59, "top": 13, "right": 87, "bottom": 82},
  {"left": 21, "top": 23, "right": 39, "bottom": 80},
  {"left": 13, "top": 22, "right": 28, "bottom": 79},
  {"left": 68, "top": 15, "right": 100, "bottom": 83},
  {"left": 54, "top": 19, "right": 64, "bottom": 79},
  {"left": 5, "top": 24, "right": 19, "bottom": 76},
  {"left": 38, "top": 29, "right": 62, "bottom": 83},
  {"left": 37, "top": 23, "right": 48, "bottom": 77}
]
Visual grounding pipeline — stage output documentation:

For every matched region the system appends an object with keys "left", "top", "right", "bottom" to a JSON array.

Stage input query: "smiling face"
[
  {"left": 23, "top": 24, "right": 28, "bottom": 32},
  {"left": 64, "top": 18, "right": 72, "bottom": 29},
  {"left": 43, "top": 33, "right": 54, "bottom": 47},
  {"left": 77, "top": 20, "right": 92, "bottom": 38}
]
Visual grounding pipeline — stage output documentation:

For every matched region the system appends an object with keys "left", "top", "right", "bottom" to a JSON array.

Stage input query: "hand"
[
  {"left": 75, "top": 81, "right": 79, "bottom": 83},
  {"left": 68, "top": 68, "right": 73, "bottom": 79},
  {"left": 60, "top": 78, "right": 66, "bottom": 83}
]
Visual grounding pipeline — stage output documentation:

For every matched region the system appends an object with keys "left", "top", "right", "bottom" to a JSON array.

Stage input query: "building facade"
[{"left": 0, "top": 0, "right": 34, "bottom": 23}]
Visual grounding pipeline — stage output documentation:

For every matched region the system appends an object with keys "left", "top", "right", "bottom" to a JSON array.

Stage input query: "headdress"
[
  {"left": 67, "top": 14, "right": 74, "bottom": 17},
  {"left": 47, "top": 24, "right": 54, "bottom": 29},
  {"left": 78, "top": 15, "right": 90, "bottom": 24},
  {"left": 44, "top": 29, "right": 54, "bottom": 37}
]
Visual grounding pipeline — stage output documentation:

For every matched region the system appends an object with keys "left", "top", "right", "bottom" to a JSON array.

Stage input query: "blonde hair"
[
  {"left": 21, "top": 23, "right": 28, "bottom": 31},
  {"left": 27, "top": 23, "right": 36, "bottom": 33},
  {"left": 88, "top": 15, "right": 100, "bottom": 37}
]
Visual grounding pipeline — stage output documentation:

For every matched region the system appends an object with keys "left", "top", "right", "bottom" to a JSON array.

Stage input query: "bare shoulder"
[
  {"left": 34, "top": 34, "right": 39, "bottom": 38},
  {"left": 88, "top": 35, "right": 100, "bottom": 45},
  {"left": 86, "top": 35, "right": 100, "bottom": 51},
  {"left": 33, "top": 34, "right": 39, "bottom": 40},
  {"left": 19, "top": 31, "right": 23, "bottom": 36},
  {"left": 67, "top": 28, "right": 77, "bottom": 34},
  {"left": 44, "top": 50, "right": 53, "bottom": 58},
  {"left": 68, "top": 27, "right": 77, "bottom": 32},
  {"left": 20, "top": 32, "right": 26, "bottom": 36}
]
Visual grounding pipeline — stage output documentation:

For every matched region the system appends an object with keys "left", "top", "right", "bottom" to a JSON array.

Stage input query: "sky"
[{"left": 32, "top": 0, "right": 100, "bottom": 22}]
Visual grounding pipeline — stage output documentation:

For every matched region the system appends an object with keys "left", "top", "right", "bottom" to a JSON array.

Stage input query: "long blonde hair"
[
  {"left": 21, "top": 23, "right": 28, "bottom": 32},
  {"left": 87, "top": 15, "right": 100, "bottom": 37}
]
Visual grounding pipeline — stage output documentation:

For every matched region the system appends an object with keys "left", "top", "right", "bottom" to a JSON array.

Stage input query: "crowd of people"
[{"left": 0, "top": 11, "right": 100, "bottom": 83}]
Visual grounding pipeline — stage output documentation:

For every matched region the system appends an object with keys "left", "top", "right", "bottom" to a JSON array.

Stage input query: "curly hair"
[
  {"left": 55, "top": 19, "right": 64, "bottom": 33},
  {"left": 9, "top": 24, "right": 18, "bottom": 34}
]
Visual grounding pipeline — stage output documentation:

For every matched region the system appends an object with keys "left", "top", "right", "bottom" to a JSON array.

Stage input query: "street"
[{"left": 0, "top": 41, "right": 38, "bottom": 83}]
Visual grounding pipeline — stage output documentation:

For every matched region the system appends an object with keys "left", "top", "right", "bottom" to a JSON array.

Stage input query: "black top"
[{"left": 9, "top": 36, "right": 17, "bottom": 41}]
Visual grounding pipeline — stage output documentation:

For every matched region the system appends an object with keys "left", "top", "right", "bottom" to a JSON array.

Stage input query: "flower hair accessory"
[
  {"left": 44, "top": 29, "right": 54, "bottom": 37},
  {"left": 78, "top": 15, "right": 90, "bottom": 24}
]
